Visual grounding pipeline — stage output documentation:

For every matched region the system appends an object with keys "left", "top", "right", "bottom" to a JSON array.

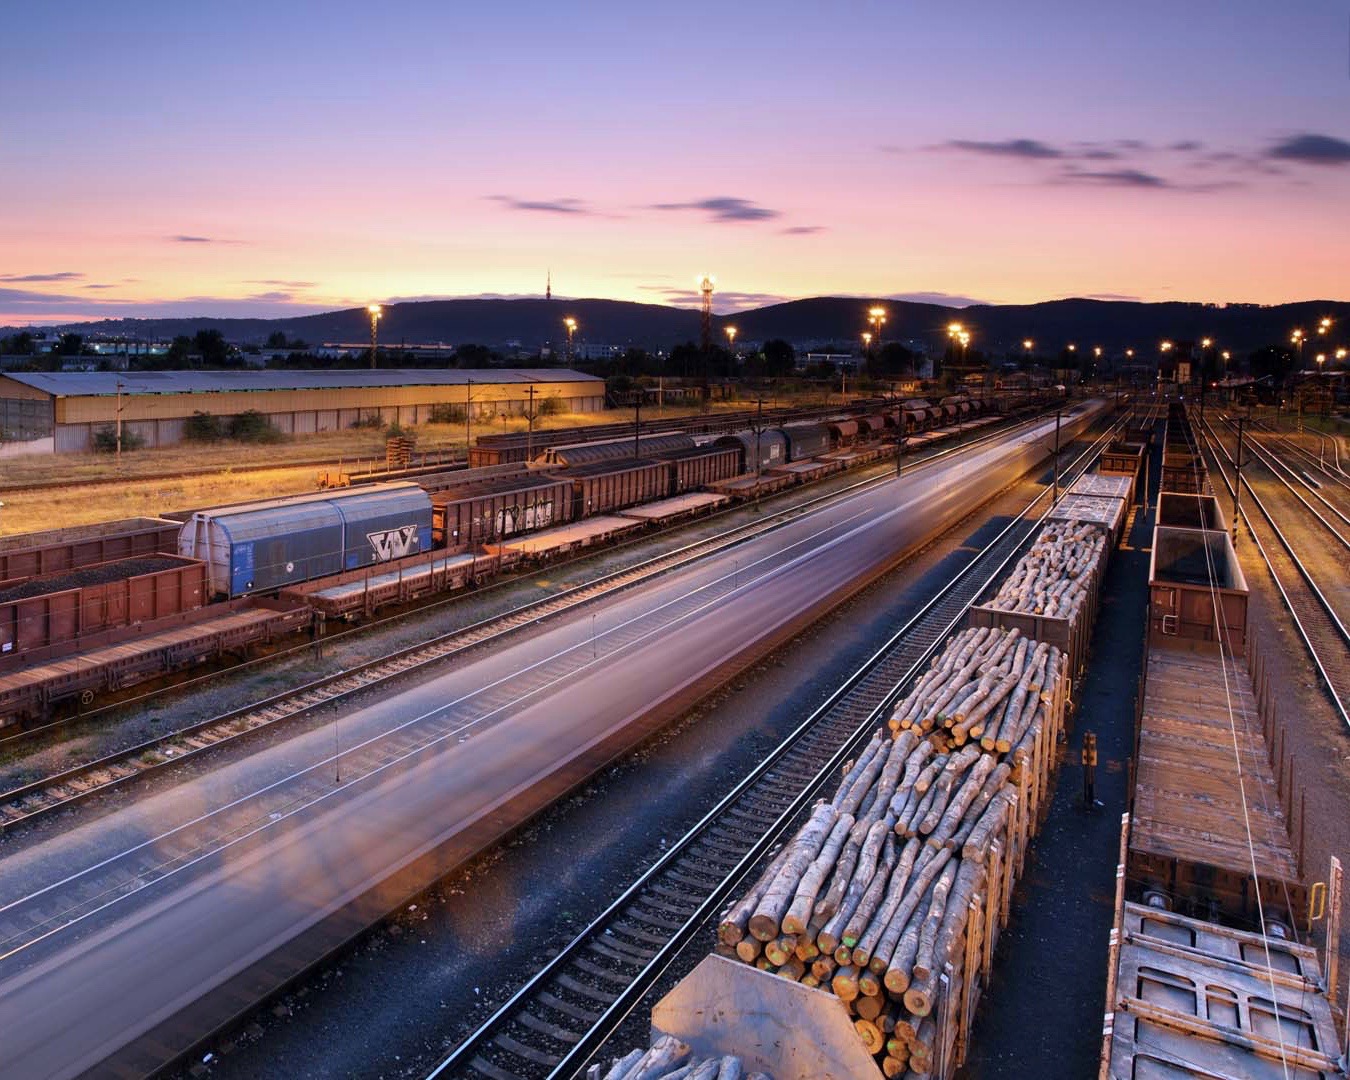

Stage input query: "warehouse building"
[{"left": 0, "top": 368, "right": 607, "bottom": 454}]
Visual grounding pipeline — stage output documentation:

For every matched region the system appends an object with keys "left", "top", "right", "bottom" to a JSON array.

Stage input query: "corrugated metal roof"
[{"left": 0, "top": 368, "right": 603, "bottom": 398}]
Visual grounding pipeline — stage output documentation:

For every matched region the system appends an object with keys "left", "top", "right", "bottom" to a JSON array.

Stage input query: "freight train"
[
  {"left": 0, "top": 390, "right": 1067, "bottom": 725},
  {"left": 185, "top": 398, "right": 1019, "bottom": 599}
]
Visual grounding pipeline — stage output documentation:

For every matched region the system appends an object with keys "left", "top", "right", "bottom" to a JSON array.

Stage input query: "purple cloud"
[
  {"left": 0, "top": 271, "right": 85, "bottom": 282},
  {"left": 1267, "top": 133, "right": 1350, "bottom": 165},
  {"left": 650, "top": 197, "right": 780, "bottom": 223},
  {"left": 488, "top": 195, "right": 597, "bottom": 215}
]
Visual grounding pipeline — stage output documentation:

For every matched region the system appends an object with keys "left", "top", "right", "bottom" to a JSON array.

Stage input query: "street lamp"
[
  {"left": 1291, "top": 328, "right": 1305, "bottom": 366},
  {"left": 367, "top": 304, "right": 382, "bottom": 369},
  {"left": 1318, "top": 316, "right": 1332, "bottom": 337},
  {"left": 563, "top": 316, "right": 578, "bottom": 364},
  {"left": 862, "top": 331, "right": 873, "bottom": 358},
  {"left": 868, "top": 306, "right": 887, "bottom": 350},
  {"left": 725, "top": 325, "right": 737, "bottom": 355},
  {"left": 1317, "top": 353, "right": 1328, "bottom": 417}
]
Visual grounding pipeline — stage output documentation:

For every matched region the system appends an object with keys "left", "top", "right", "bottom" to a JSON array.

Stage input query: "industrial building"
[{"left": 0, "top": 368, "right": 606, "bottom": 454}]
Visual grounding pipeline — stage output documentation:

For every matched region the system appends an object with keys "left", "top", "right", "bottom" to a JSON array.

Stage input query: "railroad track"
[
  {"left": 1198, "top": 417, "right": 1350, "bottom": 730},
  {"left": 1247, "top": 421, "right": 1350, "bottom": 517},
  {"left": 424, "top": 420, "right": 1124, "bottom": 1080},
  {"left": 0, "top": 413, "right": 1057, "bottom": 834},
  {"left": 2, "top": 410, "right": 1050, "bottom": 756}
]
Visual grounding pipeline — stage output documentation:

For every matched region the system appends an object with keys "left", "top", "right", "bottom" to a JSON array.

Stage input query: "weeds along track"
[
  {"left": 424, "top": 421, "right": 1124, "bottom": 1080},
  {"left": 1200, "top": 416, "right": 1350, "bottom": 730},
  {"left": 0, "top": 416, "right": 1052, "bottom": 834}
]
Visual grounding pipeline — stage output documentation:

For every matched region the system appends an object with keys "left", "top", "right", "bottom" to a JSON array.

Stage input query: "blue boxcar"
[{"left": 179, "top": 482, "right": 433, "bottom": 597}]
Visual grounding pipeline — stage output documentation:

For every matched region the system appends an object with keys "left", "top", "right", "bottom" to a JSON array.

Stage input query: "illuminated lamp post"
[
  {"left": 367, "top": 304, "right": 382, "bottom": 369},
  {"left": 564, "top": 317, "right": 578, "bottom": 365}
]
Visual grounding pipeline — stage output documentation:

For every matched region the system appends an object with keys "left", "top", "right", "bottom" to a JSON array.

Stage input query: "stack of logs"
[
  {"left": 590, "top": 1036, "right": 769, "bottom": 1080},
  {"left": 716, "top": 625, "right": 1068, "bottom": 1078},
  {"left": 888, "top": 626, "right": 1062, "bottom": 756},
  {"left": 986, "top": 520, "right": 1105, "bottom": 621}
]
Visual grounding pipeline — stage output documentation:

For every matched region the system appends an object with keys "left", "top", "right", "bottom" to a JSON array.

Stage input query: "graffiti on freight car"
[
  {"left": 497, "top": 501, "right": 555, "bottom": 537},
  {"left": 367, "top": 524, "right": 421, "bottom": 561}
]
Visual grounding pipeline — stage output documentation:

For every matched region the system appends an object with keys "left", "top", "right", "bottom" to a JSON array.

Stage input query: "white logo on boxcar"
[{"left": 367, "top": 524, "right": 420, "bottom": 561}]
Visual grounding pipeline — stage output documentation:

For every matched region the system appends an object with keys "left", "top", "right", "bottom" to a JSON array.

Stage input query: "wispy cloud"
[
  {"left": 246, "top": 278, "right": 317, "bottom": 288},
  {"left": 638, "top": 284, "right": 791, "bottom": 312},
  {"left": 1267, "top": 133, "right": 1350, "bottom": 165},
  {"left": 1084, "top": 292, "right": 1144, "bottom": 302},
  {"left": 0, "top": 271, "right": 84, "bottom": 282},
  {"left": 1059, "top": 167, "right": 1170, "bottom": 188},
  {"left": 170, "top": 234, "right": 214, "bottom": 243},
  {"left": 888, "top": 290, "right": 990, "bottom": 308},
  {"left": 82, "top": 283, "right": 116, "bottom": 290},
  {"left": 487, "top": 195, "right": 598, "bottom": 216},
  {"left": 650, "top": 197, "right": 780, "bottom": 223},
  {"left": 939, "top": 138, "right": 1064, "bottom": 160},
  {"left": 781, "top": 225, "right": 826, "bottom": 236}
]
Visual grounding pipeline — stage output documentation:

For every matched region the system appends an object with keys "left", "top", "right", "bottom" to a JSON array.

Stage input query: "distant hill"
[{"left": 18, "top": 295, "right": 1350, "bottom": 356}]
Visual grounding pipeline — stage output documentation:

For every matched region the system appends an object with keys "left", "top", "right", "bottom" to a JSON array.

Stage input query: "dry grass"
[{"left": 0, "top": 404, "right": 763, "bottom": 537}]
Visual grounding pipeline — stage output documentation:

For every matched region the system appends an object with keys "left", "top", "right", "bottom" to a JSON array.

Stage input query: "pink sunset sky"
[{"left": 3, "top": 1, "right": 1349, "bottom": 325}]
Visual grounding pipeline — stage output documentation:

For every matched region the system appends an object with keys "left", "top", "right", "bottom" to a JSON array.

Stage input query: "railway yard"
[{"left": 0, "top": 391, "right": 1347, "bottom": 1080}]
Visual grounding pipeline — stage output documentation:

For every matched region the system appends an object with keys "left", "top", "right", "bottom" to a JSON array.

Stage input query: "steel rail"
[
  {"left": 1199, "top": 417, "right": 1350, "bottom": 732},
  {"left": 0, "top": 409, "right": 1048, "bottom": 754},
  {"left": 1231, "top": 423, "right": 1350, "bottom": 541},
  {"left": 424, "top": 414, "right": 1124, "bottom": 1080},
  {"left": 0, "top": 413, "right": 1056, "bottom": 833}
]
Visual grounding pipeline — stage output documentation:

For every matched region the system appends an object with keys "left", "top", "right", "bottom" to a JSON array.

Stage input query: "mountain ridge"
[{"left": 11, "top": 295, "right": 1349, "bottom": 355}]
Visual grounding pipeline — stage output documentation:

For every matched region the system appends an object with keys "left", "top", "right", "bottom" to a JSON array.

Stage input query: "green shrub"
[
  {"left": 428, "top": 402, "right": 466, "bottom": 424},
  {"left": 384, "top": 420, "right": 410, "bottom": 438},
  {"left": 537, "top": 395, "right": 565, "bottom": 417},
  {"left": 351, "top": 413, "right": 384, "bottom": 429},
  {"left": 184, "top": 411, "right": 224, "bottom": 442},
  {"left": 92, "top": 425, "right": 146, "bottom": 453},
  {"left": 229, "top": 410, "right": 285, "bottom": 443}
]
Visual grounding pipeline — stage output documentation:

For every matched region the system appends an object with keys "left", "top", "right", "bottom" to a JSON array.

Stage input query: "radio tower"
[
  {"left": 699, "top": 274, "right": 715, "bottom": 353},
  {"left": 545, "top": 269, "right": 552, "bottom": 301}
]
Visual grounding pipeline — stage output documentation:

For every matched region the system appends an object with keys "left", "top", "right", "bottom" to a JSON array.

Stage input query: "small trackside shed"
[
  {"left": 0, "top": 368, "right": 605, "bottom": 453},
  {"left": 179, "top": 482, "right": 433, "bottom": 597}
]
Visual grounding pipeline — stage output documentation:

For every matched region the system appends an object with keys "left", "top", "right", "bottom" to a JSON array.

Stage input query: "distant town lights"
[{"left": 1160, "top": 340, "right": 1173, "bottom": 352}]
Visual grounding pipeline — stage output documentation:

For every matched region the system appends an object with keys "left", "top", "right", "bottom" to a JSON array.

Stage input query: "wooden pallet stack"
[
  {"left": 590, "top": 1035, "right": 770, "bottom": 1080},
  {"left": 716, "top": 624, "right": 1069, "bottom": 1078}
]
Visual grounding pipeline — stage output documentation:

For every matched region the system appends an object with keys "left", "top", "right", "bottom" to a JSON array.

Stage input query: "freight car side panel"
[
  {"left": 665, "top": 447, "right": 741, "bottom": 492},
  {"left": 570, "top": 461, "right": 670, "bottom": 516},
  {"left": 433, "top": 480, "right": 574, "bottom": 548},
  {"left": 781, "top": 424, "right": 832, "bottom": 460}
]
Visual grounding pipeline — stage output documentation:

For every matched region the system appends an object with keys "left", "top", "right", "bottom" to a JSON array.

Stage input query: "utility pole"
[
  {"left": 633, "top": 390, "right": 642, "bottom": 458},
  {"left": 115, "top": 379, "right": 124, "bottom": 469},
  {"left": 754, "top": 397, "right": 763, "bottom": 478},
  {"left": 1232, "top": 416, "right": 1246, "bottom": 543},
  {"left": 1051, "top": 407, "right": 1063, "bottom": 505},
  {"left": 465, "top": 376, "right": 474, "bottom": 458},
  {"left": 525, "top": 385, "right": 537, "bottom": 462}
]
